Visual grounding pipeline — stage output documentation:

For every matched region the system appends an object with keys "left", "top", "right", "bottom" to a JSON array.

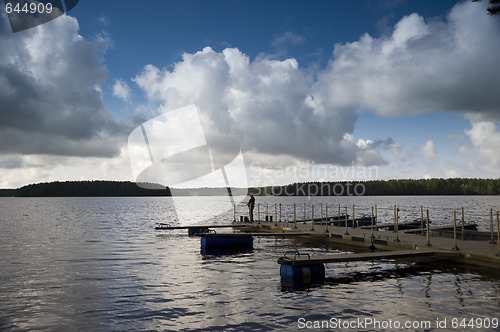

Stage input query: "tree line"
[
  {"left": 5, "top": 178, "right": 500, "bottom": 197},
  {"left": 0, "top": 189, "right": 17, "bottom": 197},
  {"left": 14, "top": 181, "right": 172, "bottom": 197},
  {"left": 249, "top": 178, "right": 500, "bottom": 196}
]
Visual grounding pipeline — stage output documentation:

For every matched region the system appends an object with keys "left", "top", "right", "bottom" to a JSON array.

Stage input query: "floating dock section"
[
  {"left": 278, "top": 251, "right": 326, "bottom": 282},
  {"left": 155, "top": 223, "right": 246, "bottom": 235},
  {"left": 278, "top": 249, "right": 440, "bottom": 280},
  {"left": 155, "top": 202, "right": 500, "bottom": 279},
  {"left": 232, "top": 216, "right": 500, "bottom": 280}
]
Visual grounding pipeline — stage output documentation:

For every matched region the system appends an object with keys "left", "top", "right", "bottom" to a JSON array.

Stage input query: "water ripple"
[{"left": 0, "top": 197, "right": 499, "bottom": 331}]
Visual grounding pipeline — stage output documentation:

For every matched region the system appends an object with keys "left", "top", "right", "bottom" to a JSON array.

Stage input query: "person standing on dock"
[{"left": 247, "top": 193, "right": 255, "bottom": 222}]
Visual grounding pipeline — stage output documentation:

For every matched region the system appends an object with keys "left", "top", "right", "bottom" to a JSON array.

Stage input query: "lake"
[{"left": 0, "top": 196, "right": 499, "bottom": 331}]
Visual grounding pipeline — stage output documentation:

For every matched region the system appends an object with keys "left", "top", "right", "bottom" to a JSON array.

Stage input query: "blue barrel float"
[
  {"left": 201, "top": 234, "right": 253, "bottom": 250},
  {"left": 280, "top": 264, "right": 325, "bottom": 279},
  {"left": 278, "top": 251, "right": 325, "bottom": 283}
]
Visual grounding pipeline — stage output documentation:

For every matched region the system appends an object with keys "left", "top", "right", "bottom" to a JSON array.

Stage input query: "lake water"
[{"left": 1, "top": 196, "right": 499, "bottom": 331}]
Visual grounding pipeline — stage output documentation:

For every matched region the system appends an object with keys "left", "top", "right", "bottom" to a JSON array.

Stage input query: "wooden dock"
[
  {"left": 154, "top": 224, "right": 247, "bottom": 230},
  {"left": 234, "top": 220, "right": 500, "bottom": 269},
  {"left": 202, "top": 232, "right": 311, "bottom": 238},
  {"left": 278, "top": 249, "right": 438, "bottom": 266},
  {"left": 368, "top": 221, "right": 424, "bottom": 231},
  {"left": 410, "top": 223, "right": 478, "bottom": 232},
  {"left": 425, "top": 229, "right": 496, "bottom": 241}
]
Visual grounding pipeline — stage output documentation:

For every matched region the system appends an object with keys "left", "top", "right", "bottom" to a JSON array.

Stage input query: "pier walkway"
[
  {"left": 278, "top": 249, "right": 438, "bottom": 266},
  {"left": 155, "top": 224, "right": 247, "bottom": 230},
  {"left": 233, "top": 220, "right": 500, "bottom": 268}
]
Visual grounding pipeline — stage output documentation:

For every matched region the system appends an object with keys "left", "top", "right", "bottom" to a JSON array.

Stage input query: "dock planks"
[
  {"left": 155, "top": 224, "right": 247, "bottom": 230},
  {"left": 278, "top": 249, "right": 440, "bottom": 266},
  {"left": 202, "top": 232, "right": 312, "bottom": 238}
]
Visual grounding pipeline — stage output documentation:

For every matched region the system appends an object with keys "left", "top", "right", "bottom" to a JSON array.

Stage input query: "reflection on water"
[{"left": 0, "top": 196, "right": 499, "bottom": 331}]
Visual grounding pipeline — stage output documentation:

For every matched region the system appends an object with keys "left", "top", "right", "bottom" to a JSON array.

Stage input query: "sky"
[{"left": 1, "top": 0, "right": 500, "bottom": 189}]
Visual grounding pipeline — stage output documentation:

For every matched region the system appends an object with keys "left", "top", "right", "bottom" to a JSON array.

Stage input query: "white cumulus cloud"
[
  {"left": 444, "top": 168, "right": 460, "bottom": 178},
  {"left": 458, "top": 145, "right": 473, "bottom": 156},
  {"left": 420, "top": 140, "right": 435, "bottom": 160},
  {"left": 112, "top": 79, "right": 132, "bottom": 102},
  {"left": 312, "top": 1, "right": 500, "bottom": 119},
  {"left": 130, "top": 0, "right": 500, "bottom": 179},
  {"left": 465, "top": 121, "right": 500, "bottom": 171},
  {"left": 132, "top": 47, "right": 389, "bottom": 167}
]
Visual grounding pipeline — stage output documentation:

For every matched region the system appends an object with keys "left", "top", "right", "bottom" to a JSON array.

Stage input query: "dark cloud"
[
  {"left": 0, "top": 12, "right": 127, "bottom": 157},
  {"left": 0, "top": 155, "right": 23, "bottom": 169}
]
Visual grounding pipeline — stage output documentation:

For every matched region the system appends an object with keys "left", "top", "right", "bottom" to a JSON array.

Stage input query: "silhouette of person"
[{"left": 247, "top": 193, "right": 255, "bottom": 222}]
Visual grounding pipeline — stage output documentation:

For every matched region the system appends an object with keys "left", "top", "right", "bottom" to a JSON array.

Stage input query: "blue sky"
[{"left": 1, "top": 0, "right": 500, "bottom": 188}]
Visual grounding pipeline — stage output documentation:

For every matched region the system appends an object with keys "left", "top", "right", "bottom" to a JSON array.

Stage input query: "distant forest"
[
  {"left": 14, "top": 181, "right": 171, "bottom": 197},
  {"left": 1, "top": 178, "right": 499, "bottom": 197},
  {"left": 0, "top": 189, "right": 17, "bottom": 197},
  {"left": 249, "top": 178, "right": 500, "bottom": 196}
]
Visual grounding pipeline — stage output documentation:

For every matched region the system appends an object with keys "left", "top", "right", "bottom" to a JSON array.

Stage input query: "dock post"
[
  {"left": 338, "top": 203, "right": 340, "bottom": 226},
  {"left": 352, "top": 203, "right": 356, "bottom": 228},
  {"left": 370, "top": 206, "right": 375, "bottom": 239},
  {"left": 344, "top": 206, "right": 349, "bottom": 235},
  {"left": 233, "top": 203, "right": 236, "bottom": 222},
  {"left": 375, "top": 204, "right": 377, "bottom": 225},
  {"left": 275, "top": 203, "right": 278, "bottom": 226},
  {"left": 490, "top": 208, "right": 496, "bottom": 244},
  {"left": 279, "top": 203, "right": 282, "bottom": 223},
  {"left": 325, "top": 205, "right": 329, "bottom": 233},
  {"left": 496, "top": 212, "right": 500, "bottom": 256},
  {"left": 461, "top": 207, "right": 465, "bottom": 241},
  {"left": 425, "top": 209, "right": 431, "bottom": 246},
  {"left": 369, "top": 206, "right": 376, "bottom": 250},
  {"left": 266, "top": 204, "right": 269, "bottom": 223},
  {"left": 393, "top": 205, "right": 397, "bottom": 233},
  {"left": 294, "top": 203, "right": 297, "bottom": 228},
  {"left": 311, "top": 205, "right": 315, "bottom": 231},
  {"left": 453, "top": 209, "right": 459, "bottom": 250},
  {"left": 320, "top": 203, "right": 324, "bottom": 225},
  {"left": 395, "top": 206, "right": 400, "bottom": 242},
  {"left": 420, "top": 205, "right": 424, "bottom": 235},
  {"left": 258, "top": 204, "right": 261, "bottom": 224}
]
